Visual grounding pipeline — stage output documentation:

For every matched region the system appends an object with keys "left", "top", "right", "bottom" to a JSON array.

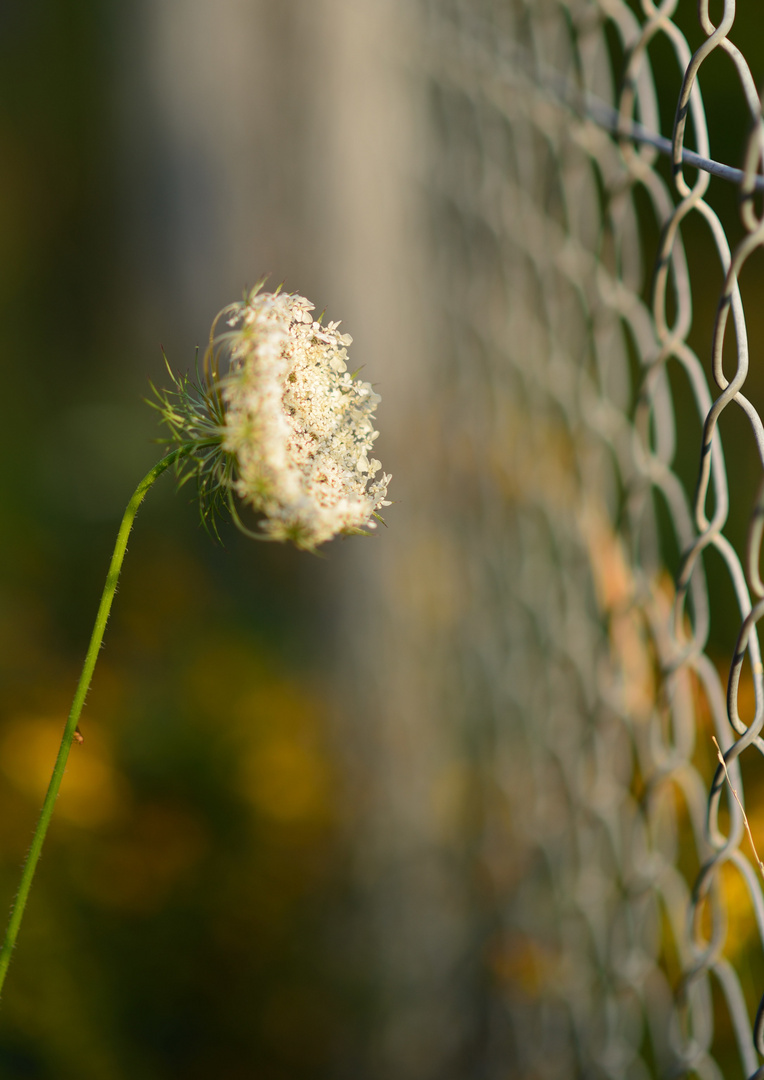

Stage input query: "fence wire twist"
[{"left": 418, "top": 1, "right": 764, "bottom": 1076}]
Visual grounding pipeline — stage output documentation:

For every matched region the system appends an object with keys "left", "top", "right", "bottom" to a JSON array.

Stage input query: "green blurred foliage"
[{"left": 0, "top": 3, "right": 366, "bottom": 1077}]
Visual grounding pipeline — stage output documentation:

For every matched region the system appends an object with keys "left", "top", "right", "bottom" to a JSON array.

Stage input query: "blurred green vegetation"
[{"left": 0, "top": 4, "right": 367, "bottom": 1077}]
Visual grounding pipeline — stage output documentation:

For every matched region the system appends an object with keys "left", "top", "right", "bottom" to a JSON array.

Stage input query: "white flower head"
[{"left": 153, "top": 284, "right": 391, "bottom": 550}]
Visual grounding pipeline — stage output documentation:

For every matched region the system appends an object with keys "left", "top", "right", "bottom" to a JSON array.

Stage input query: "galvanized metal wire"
[{"left": 416, "top": 0, "right": 764, "bottom": 1076}]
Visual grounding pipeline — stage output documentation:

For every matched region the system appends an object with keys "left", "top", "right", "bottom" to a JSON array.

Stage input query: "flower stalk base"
[{"left": 0, "top": 444, "right": 199, "bottom": 995}]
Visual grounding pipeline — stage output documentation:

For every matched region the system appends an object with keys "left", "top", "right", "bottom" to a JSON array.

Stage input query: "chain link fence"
[
  {"left": 342, "top": 1, "right": 764, "bottom": 1077},
  {"left": 423, "top": 1, "right": 764, "bottom": 1076}
]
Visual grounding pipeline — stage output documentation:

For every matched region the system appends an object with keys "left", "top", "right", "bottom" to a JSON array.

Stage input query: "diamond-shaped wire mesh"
[{"left": 408, "top": 1, "right": 764, "bottom": 1076}]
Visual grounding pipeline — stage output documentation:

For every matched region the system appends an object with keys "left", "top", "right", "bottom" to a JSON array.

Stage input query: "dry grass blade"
[{"left": 713, "top": 736, "right": 764, "bottom": 882}]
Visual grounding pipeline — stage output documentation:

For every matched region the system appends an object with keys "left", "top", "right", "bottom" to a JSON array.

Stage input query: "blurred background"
[
  {"left": 0, "top": 2, "right": 416, "bottom": 1077},
  {"left": 1, "top": 2, "right": 764, "bottom": 1079}
]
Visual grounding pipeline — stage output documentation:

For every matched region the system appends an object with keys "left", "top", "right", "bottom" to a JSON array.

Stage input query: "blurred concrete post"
[{"left": 317, "top": 4, "right": 481, "bottom": 1078}]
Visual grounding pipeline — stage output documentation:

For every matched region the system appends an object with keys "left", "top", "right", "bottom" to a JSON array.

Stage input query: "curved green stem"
[{"left": 0, "top": 442, "right": 202, "bottom": 995}]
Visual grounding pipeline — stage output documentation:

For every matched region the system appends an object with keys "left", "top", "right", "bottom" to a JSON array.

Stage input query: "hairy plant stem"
[{"left": 0, "top": 441, "right": 207, "bottom": 995}]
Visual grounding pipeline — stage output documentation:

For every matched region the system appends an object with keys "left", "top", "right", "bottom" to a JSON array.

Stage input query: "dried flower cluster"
[{"left": 155, "top": 286, "right": 391, "bottom": 549}]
